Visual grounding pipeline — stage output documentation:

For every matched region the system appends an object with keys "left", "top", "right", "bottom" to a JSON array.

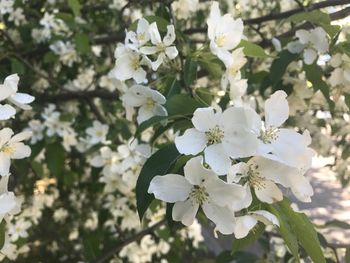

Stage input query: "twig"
[
  {"left": 92, "top": 219, "right": 166, "bottom": 263},
  {"left": 35, "top": 90, "right": 119, "bottom": 103}
]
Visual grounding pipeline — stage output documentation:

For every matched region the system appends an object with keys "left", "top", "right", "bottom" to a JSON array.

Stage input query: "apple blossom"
[
  {"left": 175, "top": 106, "right": 259, "bottom": 175},
  {"left": 148, "top": 156, "right": 246, "bottom": 234}
]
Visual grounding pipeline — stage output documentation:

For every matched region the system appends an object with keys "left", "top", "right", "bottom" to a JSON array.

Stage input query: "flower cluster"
[
  {"left": 148, "top": 2, "right": 315, "bottom": 239},
  {"left": 0, "top": 74, "right": 33, "bottom": 258}
]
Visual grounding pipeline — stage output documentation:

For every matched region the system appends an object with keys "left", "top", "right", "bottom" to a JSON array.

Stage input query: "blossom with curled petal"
[
  {"left": 148, "top": 156, "right": 246, "bottom": 234},
  {"left": 0, "top": 74, "right": 34, "bottom": 120},
  {"left": 175, "top": 106, "right": 259, "bottom": 175},
  {"left": 0, "top": 128, "right": 32, "bottom": 176},
  {"left": 228, "top": 156, "right": 314, "bottom": 204}
]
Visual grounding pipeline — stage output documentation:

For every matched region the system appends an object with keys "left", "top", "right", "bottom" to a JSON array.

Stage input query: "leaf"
[
  {"left": 231, "top": 222, "right": 265, "bottom": 254},
  {"left": 31, "top": 161, "right": 44, "bottom": 178},
  {"left": 323, "top": 220, "right": 350, "bottom": 229},
  {"left": 164, "top": 78, "right": 181, "bottom": 98},
  {"left": 260, "top": 50, "right": 299, "bottom": 91},
  {"left": 197, "top": 53, "right": 223, "bottom": 79},
  {"left": 0, "top": 221, "right": 5, "bottom": 249},
  {"left": 268, "top": 205, "right": 300, "bottom": 261},
  {"left": 345, "top": 248, "right": 350, "bottom": 263},
  {"left": 136, "top": 144, "right": 181, "bottom": 220},
  {"left": 195, "top": 87, "right": 213, "bottom": 106},
  {"left": 183, "top": 58, "right": 198, "bottom": 87},
  {"left": 74, "top": 33, "right": 90, "bottom": 54},
  {"left": 238, "top": 39, "right": 273, "bottom": 58},
  {"left": 165, "top": 94, "right": 204, "bottom": 116},
  {"left": 135, "top": 116, "right": 168, "bottom": 137},
  {"left": 45, "top": 142, "right": 65, "bottom": 177},
  {"left": 277, "top": 198, "right": 326, "bottom": 263},
  {"left": 286, "top": 10, "right": 331, "bottom": 25},
  {"left": 68, "top": 0, "right": 81, "bottom": 17},
  {"left": 304, "top": 63, "right": 335, "bottom": 112}
]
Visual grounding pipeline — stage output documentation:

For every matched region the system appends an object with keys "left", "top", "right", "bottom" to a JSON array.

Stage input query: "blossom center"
[
  {"left": 138, "top": 32, "right": 146, "bottom": 41},
  {"left": 145, "top": 98, "right": 155, "bottom": 109},
  {"left": 259, "top": 127, "right": 278, "bottom": 144},
  {"left": 130, "top": 58, "right": 141, "bottom": 70},
  {"left": 1, "top": 145, "right": 14, "bottom": 155},
  {"left": 189, "top": 185, "right": 209, "bottom": 205},
  {"left": 246, "top": 165, "right": 266, "bottom": 190},
  {"left": 156, "top": 43, "right": 166, "bottom": 52},
  {"left": 215, "top": 35, "right": 226, "bottom": 47},
  {"left": 205, "top": 126, "right": 224, "bottom": 145}
]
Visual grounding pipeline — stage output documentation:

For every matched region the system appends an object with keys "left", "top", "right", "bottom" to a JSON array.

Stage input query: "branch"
[
  {"left": 92, "top": 219, "right": 166, "bottom": 263},
  {"left": 183, "top": 0, "right": 349, "bottom": 35},
  {"left": 35, "top": 90, "right": 119, "bottom": 103}
]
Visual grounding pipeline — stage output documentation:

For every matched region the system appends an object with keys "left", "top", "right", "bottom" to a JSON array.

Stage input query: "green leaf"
[
  {"left": 277, "top": 198, "right": 326, "bottom": 263},
  {"left": 323, "top": 220, "right": 350, "bottom": 229},
  {"left": 135, "top": 115, "right": 168, "bottom": 137},
  {"left": 74, "top": 33, "right": 90, "bottom": 54},
  {"left": 197, "top": 52, "right": 223, "bottom": 78},
  {"left": 344, "top": 93, "right": 350, "bottom": 110},
  {"left": 68, "top": 0, "right": 81, "bottom": 17},
  {"left": 304, "top": 63, "right": 335, "bottom": 112},
  {"left": 319, "top": 23, "right": 341, "bottom": 39},
  {"left": 165, "top": 94, "right": 204, "bottom": 116},
  {"left": 286, "top": 10, "right": 330, "bottom": 25},
  {"left": 231, "top": 222, "right": 265, "bottom": 254},
  {"left": 195, "top": 87, "right": 213, "bottom": 106},
  {"left": 11, "top": 58, "right": 25, "bottom": 74},
  {"left": 136, "top": 144, "right": 181, "bottom": 220},
  {"left": 31, "top": 161, "right": 44, "bottom": 178},
  {"left": 45, "top": 142, "right": 65, "bottom": 177},
  {"left": 164, "top": 78, "right": 181, "bottom": 98},
  {"left": 268, "top": 205, "right": 300, "bottom": 261},
  {"left": 238, "top": 39, "right": 273, "bottom": 58},
  {"left": 183, "top": 58, "right": 198, "bottom": 87},
  {"left": 0, "top": 221, "right": 5, "bottom": 249},
  {"left": 260, "top": 50, "right": 299, "bottom": 91},
  {"left": 345, "top": 248, "right": 350, "bottom": 263}
]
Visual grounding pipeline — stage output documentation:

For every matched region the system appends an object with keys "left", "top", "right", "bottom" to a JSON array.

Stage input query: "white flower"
[
  {"left": 0, "top": 128, "right": 31, "bottom": 176},
  {"left": 90, "top": 146, "right": 122, "bottom": 176},
  {"left": 148, "top": 156, "right": 246, "bottom": 234},
  {"left": 8, "top": 219, "right": 31, "bottom": 242},
  {"left": 110, "top": 44, "right": 149, "bottom": 83},
  {"left": 328, "top": 53, "right": 350, "bottom": 87},
  {"left": 140, "top": 23, "right": 178, "bottom": 70},
  {"left": 233, "top": 210, "right": 279, "bottom": 239},
  {"left": 125, "top": 18, "right": 151, "bottom": 50},
  {"left": 0, "top": 0, "right": 14, "bottom": 15},
  {"left": 175, "top": 107, "right": 259, "bottom": 175},
  {"left": 0, "top": 176, "right": 20, "bottom": 223},
  {"left": 171, "top": 0, "right": 199, "bottom": 20},
  {"left": 27, "top": 120, "right": 45, "bottom": 144},
  {"left": 207, "top": 1, "right": 243, "bottom": 61},
  {"left": 53, "top": 208, "right": 69, "bottom": 223},
  {"left": 86, "top": 121, "right": 109, "bottom": 145},
  {"left": 251, "top": 90, "right": 315, "bottom": 170},
  {"left": 49, "top": 41, "right": 79, "bottom": 67},
  {"left": 8, "top": 8, "right": 25, "bottom": 26},
  {"left": 0, "top": 74, "right": 34, "bottom": 120},
  {"left": 121, "top": 85, "right": 167, "bottom": 124},
  {"left": 228, "top": 156, "right": 314, "bottom": 203},
  {"left": 287, "top": 27, "right": 328, "bottom": 65}
]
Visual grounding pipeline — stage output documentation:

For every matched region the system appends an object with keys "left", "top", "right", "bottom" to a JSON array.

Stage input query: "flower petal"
[
  {"left": 234, "top": 215, "right": 258, "bottom": 239},
  {"left": 254, "top": 179, "right": 283, "bottom": 204},
  {"left": 202, "top": 202, "right": 235, "bottom": 235},
  {"left": 175, "top": 128, "right": 206, "bottom": 155},
  {"left": 148, "top": 174, "right": 192, "bottom": 203},
  {"left": 0, "top": 104, "right": 16, "bottom": 120},
  {"left": 204, "top": 143, "right": 231, "bottom": 175},
  {"left": 183, "top": 156, "right": 216, "bottom": 185},
  {"left": 264, "top": 90, "right": 289, "bottom": 128},
  {"left": 192, "top": 107, "right": 218, "bottom": 132},
  {"left": 172, "top": 199, "right": 199, "bottom": 226}
]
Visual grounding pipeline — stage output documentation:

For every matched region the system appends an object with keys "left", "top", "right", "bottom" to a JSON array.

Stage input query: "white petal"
[
  {"left": 227, "top": 162, "right": 248, "bottom": 183},
  {"left": 0, "top": 192, "right": 16, "bottom": 214},
  {"left": 10, "top": 131, "right": 32, "bottom": 143},
  {"left": 253, "top": 210, "right": 279, "bottom": 227},
  {"left": 0, "top": 74, "right": 19, "bottom": 101},
  {"left": 175, "top": 128, "right": 206, "bottom": 155},
  {"left": 264, "top": 90, "right": 289, "bottom": 128},
  {"left": 151, "top": 53, "right": 166, "bottom": 71},
  {"left": 254, "top": 179, "right": 283, "bottom": 204},
  {"left": 10, "top": 92, "right": 35, "bottom": 104},
  {"left": 148, "top": 22, "right": 162, "bottom": 45},
  {"left": 133, "top": 68, "right": 147, "bottom": 84},
  {"left": 90, "top": 156, "right": 104, "bottom": 167},
  {"left": 163, "top": 25, "right": 176, "bottom": 46},
  {"left": 139, "top": 46, "right": 158, "bottom": 55},
  {"left": 183, "top": 156, "right": 216, "bottom": 185},
  {"left": 234, "top": 215, "right": 258, "bottom": 239},
  {"left": 202, "top": 202, "right": 235, "bottom": 235},
  {"left": 137, "top": 106, "right": 154, "bottom": 124},
  {"left": 172, "top": 199, "right": 199, "bottom": 226},
  {"left": 288, "top": 174, "right": 314, "bottom": 202},
  {"left": 192, "top": 107, "right": 218, "bottom": 132},
  {"left": 205, "top": 176, "right": 246, "bottom": 208},
  {"left": 165, "top": 46, "right": 178, "bottom": 59},
  {"left": 207, "top": 1, "right": 221, "bottom": 41},
  {"left": 204, "top": 144, "right": 231, "bottom": 175},
  {"left": 303, "top": 48, "right": 317, "bottom": 65},
  {"left": 10, "top": 143, "right": 31, "bottom": 159},
  {"left": 0, "top": 128, "right": 14, "bottom": 148},
  {"left": 0, "top": 153, "right": 11, "bottom": 176},
  {"left": 148, "top": 174, "right": 192, "bottom": 203},
  {"left": 0, "top": 104, "right": 16, "bottom": 120}
]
